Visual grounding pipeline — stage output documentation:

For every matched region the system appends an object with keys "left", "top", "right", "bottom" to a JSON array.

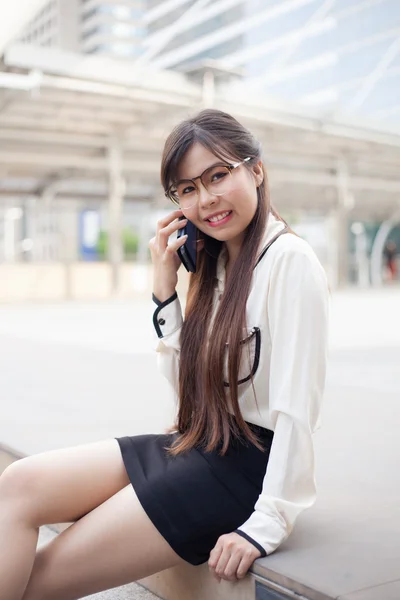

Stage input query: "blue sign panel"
[{"left": 79, "top": 210, "right": 101, "bottom": 261}]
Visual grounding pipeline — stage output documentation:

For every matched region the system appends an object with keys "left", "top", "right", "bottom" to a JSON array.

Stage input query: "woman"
[{"left": 0, "top": 109, "right": 329, "bottom": 600}]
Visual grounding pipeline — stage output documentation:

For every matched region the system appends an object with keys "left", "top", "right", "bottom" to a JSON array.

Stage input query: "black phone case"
[{"left": 177, "top": 217, "right": 197, "bottom": 272}]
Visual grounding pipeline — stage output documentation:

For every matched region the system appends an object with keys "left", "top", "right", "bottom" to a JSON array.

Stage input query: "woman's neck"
[{"left": 225, "top": 231, "right": 245, "bottom": 264}]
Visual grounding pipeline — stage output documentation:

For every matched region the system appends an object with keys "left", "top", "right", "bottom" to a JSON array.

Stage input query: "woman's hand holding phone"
[{"left": 149, "top": 209, "right": 188, "bottom": 303}]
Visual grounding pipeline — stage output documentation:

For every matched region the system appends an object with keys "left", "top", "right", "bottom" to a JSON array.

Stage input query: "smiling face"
[{"left": 176, "top": 142, "right": 264, "bottom": 257}]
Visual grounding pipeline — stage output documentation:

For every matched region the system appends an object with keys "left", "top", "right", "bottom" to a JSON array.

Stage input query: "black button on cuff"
[{"left": 152, "top": 291, "right": 178, "bottom": 338}]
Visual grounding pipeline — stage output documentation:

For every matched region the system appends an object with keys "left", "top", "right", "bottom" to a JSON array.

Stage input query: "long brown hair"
[{"left": 161, "top": 109, "right": 289, "bottom": 456}]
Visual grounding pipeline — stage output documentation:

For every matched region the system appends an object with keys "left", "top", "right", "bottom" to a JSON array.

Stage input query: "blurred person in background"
[
  {"left": 384, "top": 240, "right": 398, "bottom": 281},
  {"left": 0, "top": 109, "right": 329, "bottom": 600}
]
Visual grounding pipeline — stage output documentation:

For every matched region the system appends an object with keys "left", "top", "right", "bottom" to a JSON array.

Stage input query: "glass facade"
[
  {"left": 81, "top": 1, "right": 147, "bottom": 57},
  {"left": 145, "top": 0, "right": 400, "bottom": 128}
]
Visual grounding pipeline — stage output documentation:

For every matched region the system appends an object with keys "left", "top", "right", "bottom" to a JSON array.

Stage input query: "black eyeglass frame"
[{"left": 165, "top": 157, "right": 252, "bottom": 205}]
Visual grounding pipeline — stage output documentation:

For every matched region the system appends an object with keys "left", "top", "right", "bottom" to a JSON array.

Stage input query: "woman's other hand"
[{"left": 208, "top": 532, "right": 261, "bottom": 582}]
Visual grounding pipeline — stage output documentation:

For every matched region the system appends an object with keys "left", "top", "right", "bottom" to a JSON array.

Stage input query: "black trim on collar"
[
  {"left": 254, "top": 226, "right": 290, "bottom": 269},
  {"left": 152, "top": 291, "right": 178, "bottom": 338},
  {"left": 234, "top": 529, "right": 267, "bottom": 557}
]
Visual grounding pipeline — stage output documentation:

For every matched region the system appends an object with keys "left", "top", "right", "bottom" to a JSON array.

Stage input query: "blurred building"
[
  {"left": 144, "top": 0, "right": 245, "bottom": 72},
  {"left": 17, "top": 0, "right": 80, "bottom": 52},
  {"left": 81, "top": 1, "right": 146, "bottom": 57},
  {"left": 17, "top": 0, "right": 147, "bottom": 58},
  {"left": 17, "top": 0, "right": 243, "bottom": 63}
]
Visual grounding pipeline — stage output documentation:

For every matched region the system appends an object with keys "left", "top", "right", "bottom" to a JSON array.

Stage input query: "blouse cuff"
[
  {"left": 236, "top": 508, "right": 288, "bottom": 557},
  {"left": 152, "top": 292, "right": 183, "bottom": 352},
  {"left": 234, "top": 530, "right": 267, "bottom": 558}
]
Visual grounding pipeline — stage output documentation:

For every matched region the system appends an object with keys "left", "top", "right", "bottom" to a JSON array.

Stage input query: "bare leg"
[
  {"left": 0, "top": 509, "right": 39, "bottom": 600},
  {"left": 0, "top": 439, "right": 130, "bottom": 600},
  {"left": 22, "top": 484, "right": 184, "bottom": 600}
]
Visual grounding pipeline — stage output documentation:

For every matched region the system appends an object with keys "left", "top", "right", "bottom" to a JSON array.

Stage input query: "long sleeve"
[
  {"left": 235, "top": 246, "right": 330, "bottom": 557},
  {"left": 152, "top": 292, "right": 183, "bottom": 397}
]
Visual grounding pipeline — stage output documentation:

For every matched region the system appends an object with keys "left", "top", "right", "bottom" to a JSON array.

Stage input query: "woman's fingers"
[
  {"left": 165, "top": 234, "right": 188, "bottom": 255},
  {"left": 220, "top": 552, "right": 242, "bottom": 581},
  {"left": 157, "top": 218, "right": 188, "bottom": 251},
  {"left": 149, "top": 210, "right": 189, "bottom": 298},
  {"left": 155, "top": 209, "right": 184, "bottom": 234}
]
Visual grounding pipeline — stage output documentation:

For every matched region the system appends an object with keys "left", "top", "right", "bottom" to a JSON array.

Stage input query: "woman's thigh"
[
  {"left": 23, "top": 484, "right": 185, "bottom": 600},
  {"left": 0, "top": 438, "right": 130, "bottom": 526}
]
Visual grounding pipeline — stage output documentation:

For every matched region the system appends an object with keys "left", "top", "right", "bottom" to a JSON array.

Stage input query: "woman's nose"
[{"left": 198, "top": 183, "right": 216, "bottom": 208}]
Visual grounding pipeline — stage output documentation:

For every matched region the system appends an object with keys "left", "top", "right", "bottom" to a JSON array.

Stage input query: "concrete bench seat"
[
  {"left": 1, "top": 297, "right": 399, "bottom": 600},
  {"left": 2, "top": 365, "right": 400, "bottom": 600}
]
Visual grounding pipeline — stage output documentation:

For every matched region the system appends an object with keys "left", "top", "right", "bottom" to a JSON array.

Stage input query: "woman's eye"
[
  {"left": 182, "top": 186, "right": 195, "bottom": 195},
  {"left": 211, "top": 171, "right": 228, "bottom": 182}
]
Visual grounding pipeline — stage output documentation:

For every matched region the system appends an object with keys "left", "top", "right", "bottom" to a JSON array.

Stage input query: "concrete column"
[
  {"left": 39, "top": 183, "right": 74, "bottom": 296},
  {"left": 27, "top": 196, "right": 37, "bottom": 256},
  {"left": 59, "top": 0, "right": 80, "bottom": 52},
  {"left": 39, "top": 184, "right": 58, "bottom": 262},
  {"left": 4, "top": 207, "right": 23, "bottom": 262},
  {"left": 202, "top": 69, "right": 215, "bottom": 107},
  {"left": 136, "top": 204, "right": 152, "bottom": 264},
  {"left": 351, "top": 222, "right": 370, "bottom": 288},
  {"left": 326, "top": 209, "right": 339, "bottom": 289},
  {"left": 335, "top": 157, "right": 353, "bottom": 287},
  {"left": 108, "top": 134, "right": 125, "bottom": 294}
]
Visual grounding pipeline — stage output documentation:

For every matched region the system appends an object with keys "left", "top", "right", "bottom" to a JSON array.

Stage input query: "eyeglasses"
[{"left": 166, "top": 157, "right": 251, "bottom": 210}]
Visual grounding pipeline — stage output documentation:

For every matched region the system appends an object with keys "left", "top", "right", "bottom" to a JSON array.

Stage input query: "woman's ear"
[{"left": 252, "top": 160, "right": 264, "bottom": 187}]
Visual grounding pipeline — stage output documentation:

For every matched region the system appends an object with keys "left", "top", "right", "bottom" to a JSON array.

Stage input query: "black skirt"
[{"left": 115, "top": 422, "right": 274, "bottom": 566}]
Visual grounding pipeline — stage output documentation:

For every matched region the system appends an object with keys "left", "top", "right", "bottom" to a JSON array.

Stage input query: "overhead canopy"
[{"left": 0, "top": 43, "right": 400, "bottom": 220}]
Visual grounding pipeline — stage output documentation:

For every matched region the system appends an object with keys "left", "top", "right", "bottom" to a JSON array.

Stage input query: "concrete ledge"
[
  {"left": 0, "top": 263, "right": 190, "bottom": 303},
  {"left": 139, "top": 562, "right": 256, "bottom": 600}
]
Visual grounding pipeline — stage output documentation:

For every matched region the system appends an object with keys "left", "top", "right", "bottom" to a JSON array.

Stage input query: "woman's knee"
[
  {"left": 0, "top": 458, "right": 41, "bottom": 522},
  {"left": 0, "top": 440, "right": 131, "bottom": 528},
  {"left": 1, "top": 458, "right": 36, "bottom": 499}
]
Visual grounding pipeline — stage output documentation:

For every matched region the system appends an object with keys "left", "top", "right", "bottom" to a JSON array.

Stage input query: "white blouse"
[{"left": 151, "top": 211, "right": 330, "bottom": 557}]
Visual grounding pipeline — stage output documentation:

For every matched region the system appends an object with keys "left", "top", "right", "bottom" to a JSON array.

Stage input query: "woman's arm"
[
  {"left": 235, "top": 245, "right": 330, "bottom": 556},
  {"left": 152, "top": 291, "right": 183, "bottom": 396},
  {"left": 148, "top": 209, "right": 187, "bottom": 395}
]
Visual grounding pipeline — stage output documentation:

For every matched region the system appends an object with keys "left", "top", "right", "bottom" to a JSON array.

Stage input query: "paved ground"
[
  {"left": 0, "top": 286, "right": 399, "bottom": 599},
  {"left": 0, "top": 287, "right": 399, "bottom": 455},
  {"left": 0, "top": 298, "right": 176, "bottom": 454}
]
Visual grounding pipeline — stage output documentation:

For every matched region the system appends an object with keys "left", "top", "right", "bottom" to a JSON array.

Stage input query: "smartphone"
[{"left": 177, "top": 216, "right": 198, "bottom": 272}]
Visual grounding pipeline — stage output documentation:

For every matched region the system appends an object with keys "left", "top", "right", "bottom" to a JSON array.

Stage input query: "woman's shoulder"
[
  {"left": 267, "top": 230, "right": 327, "bottom": 281},
  {"left": 269, "top": 229, "right": 318, "bottom": 260}
]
